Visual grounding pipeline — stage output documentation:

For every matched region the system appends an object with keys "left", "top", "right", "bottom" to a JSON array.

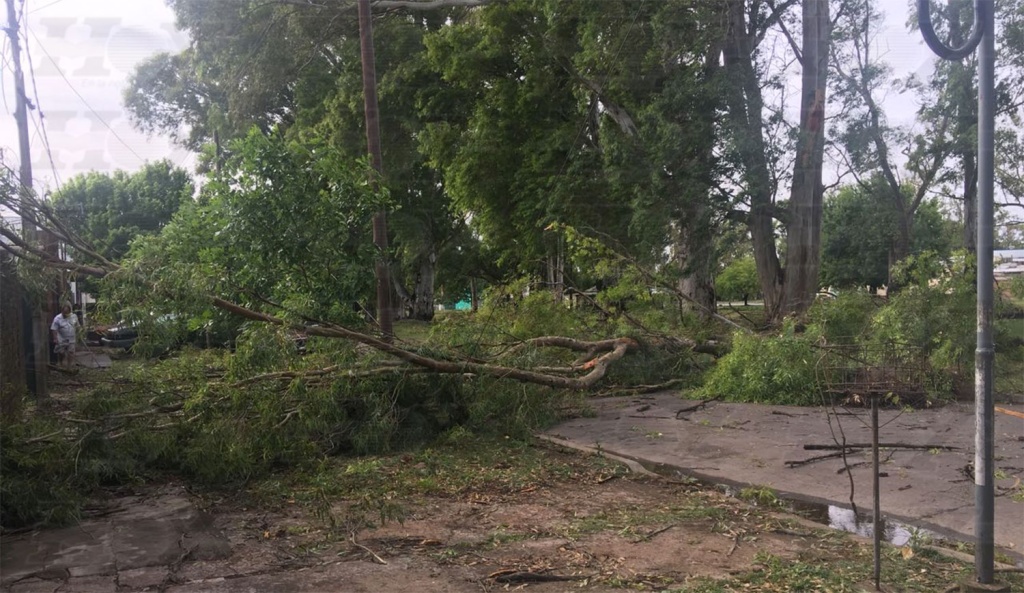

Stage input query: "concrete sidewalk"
[
  {"left": 543, "top": 393, "right": 1024, "bottom": 562},
  {"left": 0, "top": 485, "right": 230, "bottom": 592}
]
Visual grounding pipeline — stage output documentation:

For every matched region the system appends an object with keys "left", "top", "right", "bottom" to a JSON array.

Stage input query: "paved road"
[{"left": 544, "top": 393, "right": 1024, "bottom": 563}]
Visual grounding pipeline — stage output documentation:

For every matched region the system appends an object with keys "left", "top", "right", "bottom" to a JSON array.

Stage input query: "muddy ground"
[{"left": 3, "top": 447, "right": 810, "bottom": 592}]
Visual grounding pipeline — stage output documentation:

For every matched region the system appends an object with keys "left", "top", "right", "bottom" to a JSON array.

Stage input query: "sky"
[
  {"left": 1, "top": 0, "right": 939, "bottom": 198},
  {"left": 1, "top": 0, "right": 191, "bottom": 197}
]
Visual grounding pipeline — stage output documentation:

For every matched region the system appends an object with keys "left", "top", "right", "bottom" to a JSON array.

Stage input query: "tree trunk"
[
  {"left": 546, "top": 241, "right": 565, "bottom": 303},
  {"left": 410, "top": 250, "right": 436, "bottom": 321},
  {"left": 722, "top": 0, "right": 784, "bottom": 322},
  {"left": 357, "top": 0, "right": 394, "bottom": 340},
  {"left": 676, "top": 234, "right": 716, "bottom": 317},
  {"left": 675, "top": 198, "right": 717, "bottom": 317},
  {"left": 782, "top": 0, "right": 830, "bottom": 316},
  {"left": 675, "top": 40, "right": 721, "bottom": 320}
]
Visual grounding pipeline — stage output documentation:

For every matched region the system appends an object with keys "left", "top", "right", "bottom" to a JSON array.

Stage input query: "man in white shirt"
[{"left": 50, "top": 304, "right": 79, "bottom": 368}]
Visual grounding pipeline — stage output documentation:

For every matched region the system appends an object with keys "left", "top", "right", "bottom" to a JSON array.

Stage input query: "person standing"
[{"left": 50, "top": 304, "right": 79, "bottom": 368}]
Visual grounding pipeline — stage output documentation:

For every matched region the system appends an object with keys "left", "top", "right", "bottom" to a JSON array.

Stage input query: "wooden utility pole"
[
  {"left": 357, "top": 0, "right": 393, "bottom": 340},
  {"left": 4, "top": 0, "right": 49, "bottom": 398}
]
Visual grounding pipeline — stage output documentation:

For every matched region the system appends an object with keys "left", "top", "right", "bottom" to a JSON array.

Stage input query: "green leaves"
[
  {"left": 106, "top": 128, "right": 390, "bottom": 332},
  {"left": 821, "top": 181, "right": 954, "bottom": 289},
  {"left": 51, "top": 160, "right": 193, "bottom": 262}
]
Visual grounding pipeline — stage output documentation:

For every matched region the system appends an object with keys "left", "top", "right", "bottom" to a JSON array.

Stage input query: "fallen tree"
[{"left": 0, "top": 163, "right": 722, "bottom": 392}]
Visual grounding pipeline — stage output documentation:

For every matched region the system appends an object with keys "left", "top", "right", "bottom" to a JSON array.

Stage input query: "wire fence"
[{"left": 816, "top": 341, "right": 934, "bottom": 407}]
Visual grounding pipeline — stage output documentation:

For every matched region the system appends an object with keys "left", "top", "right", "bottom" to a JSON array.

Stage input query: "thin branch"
[
  {"left": 373, "top": 0, "right": 488, "bottom": 7},
  {"left": 766, "top": 0, "right": 803, "bottom": 65}
]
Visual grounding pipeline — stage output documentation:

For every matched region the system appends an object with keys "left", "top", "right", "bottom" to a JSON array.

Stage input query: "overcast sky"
[
  {"left": 1, "top": 0, "right": 190, "bottom": 195},
  {"left": 1, "top": 0, "right": 937, "bottom": 197}
]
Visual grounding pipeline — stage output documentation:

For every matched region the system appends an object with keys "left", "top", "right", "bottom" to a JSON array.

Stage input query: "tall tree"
[
  {"left": 719, "top": 0, "right": 831, "bottom": 322},
  {"left": 127, "top": 2, "right": 475, "bottom": 320},
  {"left": 421, "top": 0, "right": 728, "bottom": 315},
  {"left": 831, "top": 0, "right": 951, "bottom": 278},
  {"left": 570, "top": 0, "right": 726, "bottom": 313},
  {"left": 821, "top": 181, "right": 953, "bottom": 289},
  {"left": 51, "top": 160, "right": 193, "bottom": 262},
  {"left": 419, "top": 0, "right": 632, "bottom": 278},
  {"left": 903, "top": 0, "right": 1024, "bottom": 254}
]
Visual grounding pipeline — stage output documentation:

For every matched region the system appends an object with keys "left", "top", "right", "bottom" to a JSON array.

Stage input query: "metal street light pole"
[{"left": 917, "top": 0, "right": 995, "bottom": 584}]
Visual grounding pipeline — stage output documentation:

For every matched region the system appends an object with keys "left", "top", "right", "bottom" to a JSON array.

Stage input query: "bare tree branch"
[{"left": 766, "top": 0, "right": 803, "bottom": 65}]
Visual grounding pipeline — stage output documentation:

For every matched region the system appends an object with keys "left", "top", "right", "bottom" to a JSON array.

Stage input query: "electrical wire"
[
  {"left": 26, "top": 24, "right": 148, "bottom": 165},
  {"left": 22, "top": 10, "right": 62, "bottom": 190},
  {"left": 27, "top": 0, "right": 70, "bottom": 14}
]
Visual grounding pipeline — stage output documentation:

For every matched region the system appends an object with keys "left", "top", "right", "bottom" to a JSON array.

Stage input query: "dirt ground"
[
  {"left": 189, "top": 471, "right": 805, "bottom": 592},
  {"left": 1, "top": 446, "right": 818, "bottom": 593}
]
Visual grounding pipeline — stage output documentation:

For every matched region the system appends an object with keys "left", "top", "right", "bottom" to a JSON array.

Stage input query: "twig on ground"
[
  {"left": 23, "top": 429, "right": 65, "bottom": 444},
  {"left": 632, "top": 523, "right": 676, "bottom": 543},
  {"left": 350, "top": 533, "right": 387, "bottom": 565},
  {"left": 804, "top": 443, "right": 958, "bottom": 451},
  {"left": 491, "top": 571, "right": 586, "bottom": 583},
  {"left": 836, "top": 461, "right": 870, "bottom": 474},
  {"left": 676, "top": 395, "right": 723, "bottom": 418},
  {"left": 785, "top": 451, "right": 850, "bottom": 468}
]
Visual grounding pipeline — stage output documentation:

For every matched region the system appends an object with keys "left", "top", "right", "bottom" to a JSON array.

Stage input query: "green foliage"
[
  {"left": 1, "top": 313, "right": 602, "bottom": 529},
  {"left": 51, "top": 160, "right": 192, "bottom": 262},
  {"left": 0, "top": 417, "right": 89, "bottom": 527},
  {"left": 697, "top": 325, "right": 820, "bottom": 406},
  {"left": 806, "top": 290, "right": 878, "bottom": 344},
  {"left": 867, "top": 252, "right": 976, "bottom": 379},
  {"left": 699, "top": 250, "right": 1023, "bottom": 406},
  {"left": 104, "top": 128, "right": 387, "bottom": 336},
  {"left": 821, "top": 182, "right": 952, "bottom": 289},
  {"left": 715, "top": 256, "right": 759, "bottom": 301},
  {"left": 489, "top": 286, "right": 591, "bottom": 340}
]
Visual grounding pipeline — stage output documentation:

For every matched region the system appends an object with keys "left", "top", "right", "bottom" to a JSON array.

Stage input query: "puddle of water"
[{"left": 789, "top": 500, "right": 935, "bottom": 547}]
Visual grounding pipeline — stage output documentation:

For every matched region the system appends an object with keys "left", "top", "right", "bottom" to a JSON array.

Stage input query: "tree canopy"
[
  {"left": 101, "top": 0, "right": 1022, "bottom": 327},
  {"left": 50, "top": 160, "right": 193, "bottom": 262},
  {"left": 821, "top": 181, "right": 953, "bottom": 289}
]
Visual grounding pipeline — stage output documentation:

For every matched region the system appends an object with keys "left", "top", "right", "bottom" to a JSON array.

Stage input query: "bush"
[
  {"left": 697, "top": 325, "right": 821, "bottom": 406},
  {"left": 0, "top": 418, "right": 90, "bottom": 527},
  {"left": 806, "top": 290, "right": 878, "bottom": 344},
  {"left": 866, "top": 252, "right": 976, "bottom": 386}
]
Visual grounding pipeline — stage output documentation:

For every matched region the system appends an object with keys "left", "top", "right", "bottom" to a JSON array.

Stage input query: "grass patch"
[
  {"left": 673, "top": 535, "right": 1024, "bottom": 592},
  {"left": 559, "top": 498, "right": 730, "bottom": 541},
  {"left": 244, "top": 432, "right": 625, "bottom": 510}
]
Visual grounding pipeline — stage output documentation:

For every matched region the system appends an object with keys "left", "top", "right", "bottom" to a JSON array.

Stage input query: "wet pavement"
[
  {"left": 0, "top": 486, "right": 230, "bottom": 592},
  {"left": 543, "top": 393, "right": 1024, "bottom": 564}
]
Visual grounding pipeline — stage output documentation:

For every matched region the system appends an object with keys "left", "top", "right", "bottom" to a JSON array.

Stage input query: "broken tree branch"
[{"left": 785, "top": 451, "right": 850, "bottom": 468}]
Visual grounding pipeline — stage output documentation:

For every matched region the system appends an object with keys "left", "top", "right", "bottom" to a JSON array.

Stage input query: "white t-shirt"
[{"left": 50, "top": 313, "right": 78, "bottom": 343}]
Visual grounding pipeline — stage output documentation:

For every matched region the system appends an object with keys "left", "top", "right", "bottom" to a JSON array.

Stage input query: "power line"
[
  {"left": 26, "top": 24, "right": 148, "bottom": 166},
  {"left": 27, "top": 0, "right": 70, "bottom": 14},
  {"left": 22, "top": 11, "right": 61, "bottom": 189}
]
